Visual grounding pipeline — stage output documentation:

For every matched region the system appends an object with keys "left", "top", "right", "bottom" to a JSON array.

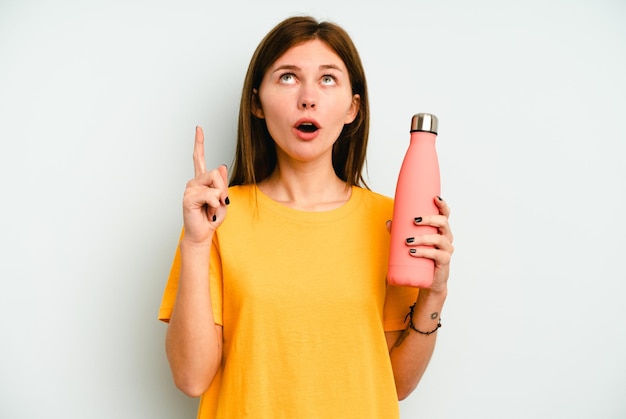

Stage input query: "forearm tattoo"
[{"left": 394, "top": 328, "right": 410, "bottom": 347}]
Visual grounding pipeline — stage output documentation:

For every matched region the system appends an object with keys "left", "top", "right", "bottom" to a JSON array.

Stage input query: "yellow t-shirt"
[{"left": 159, "top": 185, "right": 418, "bottom": 418}]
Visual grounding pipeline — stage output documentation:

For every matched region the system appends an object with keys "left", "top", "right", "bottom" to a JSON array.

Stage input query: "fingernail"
[
  {"left": 410, "top": 249, "right": 417, "bottom": 254},
  {"left": 406, "top": 237, "right": 415, "bottom": 244},
  {"left": 437, "top": 196, "right": 443, "bottom": 201},
  {"left": 212, "top": 214, "right": 217, "bottom": 222},
  {"left": 225, "top": 196, "right": 230, "bottom": 205},
  {"left": 414, "top": 217, "right": 423, "bottom": 223}
]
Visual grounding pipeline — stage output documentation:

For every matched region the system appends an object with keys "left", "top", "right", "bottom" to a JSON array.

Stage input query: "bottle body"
[{"left": 387, "top": 114, "right": 440, "bottom": 288}]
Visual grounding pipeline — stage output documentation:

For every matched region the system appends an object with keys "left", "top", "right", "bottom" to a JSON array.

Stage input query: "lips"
[{"left": 292, "top": 119, "right": 320, "bottom": 141}]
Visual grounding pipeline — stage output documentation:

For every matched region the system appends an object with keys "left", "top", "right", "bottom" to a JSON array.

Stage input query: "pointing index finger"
[{"left": 193, "top": 126, "right": 206, "bottom": 176}]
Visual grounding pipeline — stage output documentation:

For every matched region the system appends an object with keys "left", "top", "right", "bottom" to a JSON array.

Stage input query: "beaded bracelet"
[{"left": 404, "top": 302, "right": 442, "bottom": 335}]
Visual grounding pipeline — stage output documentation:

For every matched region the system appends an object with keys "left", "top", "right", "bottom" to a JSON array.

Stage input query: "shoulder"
[
  {"left": 218, "top": 184, "right": 256, "bottom": 222},
  {"left": 352, "top": 186, "right": 393, "bottom": 215},
  {"left": 354, "top": 186, "right": 393, "bottom": 205},
  {"left": 224, "top": 184, "right": 259, "bottom": 208},
  {"left": 227, "top": 184, "right": 254, "bottom": 199}
]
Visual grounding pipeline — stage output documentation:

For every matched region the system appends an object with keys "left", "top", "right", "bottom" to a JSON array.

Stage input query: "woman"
[{"left": 159, "top": 15, "right": 454, "bottom": 418}]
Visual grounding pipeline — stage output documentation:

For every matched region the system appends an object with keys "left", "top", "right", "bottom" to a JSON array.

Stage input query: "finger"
[
  {"left": 412, "top": 215, "right": 453, "bottom": 245},
  {"left": 199, "top": 188, "right": 224, "bottom": 212},
  {"left": 193, "top": 126, "right": 206, "bottom": 177},
  {"left": 413, "top": 214, "right": 447, "bottom": 229},
  {"left": 415, "top": 197, "right": 453, "bottom": 243},
  {"left": 184, "top": 184, "right": 223, "bottom": 210},
  {"left": 409, "top": 245, "right": 452, "bottom": 266},
  {"left": 434, "top": 195, "right": 451, "bottom": 218},
  {"left": 183, "top": 185, "right": 224, "bottom": 224},
  {"left": 187, "top": 167, "right": 228, "bottom": 192},
  {"left": 185, "top": 170, "right": 221, "bottom": 188},
  {"left": 434, "top": 197, "right": 453, "bottom": 243},
  {"left": 405, "top": 233, "right": 454, "bottom": 254},
  {"left": 385, "top": 220, "right": 392, "bottom": 234},
  {"left": 409, "top": 247, "right": 452, "bottom": 266},
  {"left": 208, "top": 166, "right": 230, "bottom": 206},
  {"left": 184, "top": 169, "right": 227, "bottom": 210},
  {"left": 217, "top": 164, "right": 230, "bottom": 206},
  {"left": 217, "top": 164, "right": 228, "bottom": 185}
]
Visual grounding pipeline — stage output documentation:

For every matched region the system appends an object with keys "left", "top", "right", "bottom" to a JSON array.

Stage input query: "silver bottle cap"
[{"left": 410, "top": 113, "right": 438, "bottom": 134}]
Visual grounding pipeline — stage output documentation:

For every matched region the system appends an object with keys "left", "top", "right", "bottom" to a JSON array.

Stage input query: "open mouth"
[{"left": 297, "top": 122, "right": 319, "bottom": 133}]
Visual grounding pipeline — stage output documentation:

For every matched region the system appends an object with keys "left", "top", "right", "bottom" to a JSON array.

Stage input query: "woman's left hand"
[
  {"left": 388, "top": 197, "right": 454, "bottom": 294},
  {"left": 414, "top": 196, "right": 454, "bottom": 294}
]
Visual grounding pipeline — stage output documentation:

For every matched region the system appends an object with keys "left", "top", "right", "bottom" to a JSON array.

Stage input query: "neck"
[{"left": 258, "top": 162, "right": 351, "bottom": 211}]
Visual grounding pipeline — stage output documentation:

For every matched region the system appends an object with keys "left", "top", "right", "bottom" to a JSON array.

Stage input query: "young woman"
[{"left": 159, "top": 15, "right": 454, "bottom": 418}]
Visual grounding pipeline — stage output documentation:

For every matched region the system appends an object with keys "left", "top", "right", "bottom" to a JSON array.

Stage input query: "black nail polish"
[
  {"left": 410, "top": 249, "right": 417, "bottom": 254},
  {"left": 437, "top": 196, "right": 443, "bottom": 201},
  {"left": 225, "top": 196, "right": 230, "bottom": 205},
  {"left": 212, "top": 214, "right": 217, "bottom": 222},
  {"left": 414, "top": 217, "right": 423, "bottom": 223},
  {"left": 406, "top": 237, "right": 415, "bottom": 244}
]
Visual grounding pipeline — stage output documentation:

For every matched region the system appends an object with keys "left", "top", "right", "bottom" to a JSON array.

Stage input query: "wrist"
[
  {"left": 404, "top": 302, "right": 442, "bottom": 336},
  {"left": 405, "top": 287, "right": 447, "bottom": 334},
  {"left": 180, "top": 236, "right": 213, "bottom": 253},
  {"left": 417, "top": 286, "right": 448, "bottom": 304}
]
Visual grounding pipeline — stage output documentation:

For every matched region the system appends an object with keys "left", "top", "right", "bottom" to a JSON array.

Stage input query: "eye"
[
  {"left": 279, "top": 73, "right": 296, "bottom": 84},
  {"left": 321, "top": 75, "right": 337, "bottom": 86}
]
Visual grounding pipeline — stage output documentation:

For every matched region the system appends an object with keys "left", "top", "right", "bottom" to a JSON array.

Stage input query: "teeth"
[{"left": 298, "top": 122, "right": 317, "bottom": 133}]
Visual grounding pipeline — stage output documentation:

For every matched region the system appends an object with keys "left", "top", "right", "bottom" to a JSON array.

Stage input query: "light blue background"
[{"left": 1, "top": 0, "right": 625, "bottom": 417}]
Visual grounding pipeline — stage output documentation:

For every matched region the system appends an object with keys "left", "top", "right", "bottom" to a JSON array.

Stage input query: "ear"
[
  {"left": 344, "top": 94, "right": 360, "bottom": 124},
  {"left": 251, "top": 88, "right": 265, "bottom": 119}
]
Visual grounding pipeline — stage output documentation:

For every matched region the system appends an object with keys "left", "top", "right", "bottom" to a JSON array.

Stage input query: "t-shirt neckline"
[{"left": 251, "top": 184, "right": 363, "bottom": 223}]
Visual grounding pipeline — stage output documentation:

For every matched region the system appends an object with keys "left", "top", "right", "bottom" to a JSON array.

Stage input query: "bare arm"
[
  {"left": 385, "top": 197, "right": 454, "bottom": 400},
  {"left": 386, "top": 289, "right": 446, "bottom": 400},
  {"left": 165, "top": 126, "right": 229, "bottom": 397}
]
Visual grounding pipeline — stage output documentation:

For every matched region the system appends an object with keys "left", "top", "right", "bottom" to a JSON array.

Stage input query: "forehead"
[{"left": 271, "top": 39, "right": 346, "bottom": 69}]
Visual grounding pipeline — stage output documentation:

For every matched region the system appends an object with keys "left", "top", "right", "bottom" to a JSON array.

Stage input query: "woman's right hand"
[{"left": 182, "top": 126, "right": 229, "bottom": 245}]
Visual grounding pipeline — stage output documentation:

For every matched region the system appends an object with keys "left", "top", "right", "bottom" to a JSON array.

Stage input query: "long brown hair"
[{"left": 229, "top": 16, "right": 370, "bottom": 188}]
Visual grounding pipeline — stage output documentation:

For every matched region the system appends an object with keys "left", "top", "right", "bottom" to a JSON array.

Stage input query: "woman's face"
[{"left": 254, "top": 39, "right": 360, "bottom": 166}]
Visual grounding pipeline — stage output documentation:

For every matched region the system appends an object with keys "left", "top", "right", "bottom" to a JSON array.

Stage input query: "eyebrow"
[{"left": 271, "top": 64, "right": 344, "bottom": 74}]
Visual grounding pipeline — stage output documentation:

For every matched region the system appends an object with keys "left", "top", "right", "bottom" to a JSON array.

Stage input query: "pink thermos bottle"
[{"left": 387, "top": 113, "right": 440, "bottom": 288}]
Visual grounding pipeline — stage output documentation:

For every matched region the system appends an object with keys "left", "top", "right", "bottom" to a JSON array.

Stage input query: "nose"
[{"left": 299, "top": 84, "right": 316, "bottom": 109}]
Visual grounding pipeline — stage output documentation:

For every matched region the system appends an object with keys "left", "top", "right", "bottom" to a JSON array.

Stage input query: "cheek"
[
  {"left": 261, "top": 105, "right": 289, "bottom": 140},
  {"left": 259, "top": 92, "right": 288, "bottom": 120},
  {"left": 262, "top": 107, "right": 288, "bottom": 134}
]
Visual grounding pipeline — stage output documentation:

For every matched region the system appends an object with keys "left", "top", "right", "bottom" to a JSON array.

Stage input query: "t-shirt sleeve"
[
  {"left": 157, "top": 229, "right": 184, "bottom": 323},
  {"left": 157, "top": 228, "right": 223, "bottom": 326},
  {"left": 382, "top": 284, "right": 419, "bottom": 331},
  {"left": 208, "top": 235, "right": 224, "bottom": 325}
]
